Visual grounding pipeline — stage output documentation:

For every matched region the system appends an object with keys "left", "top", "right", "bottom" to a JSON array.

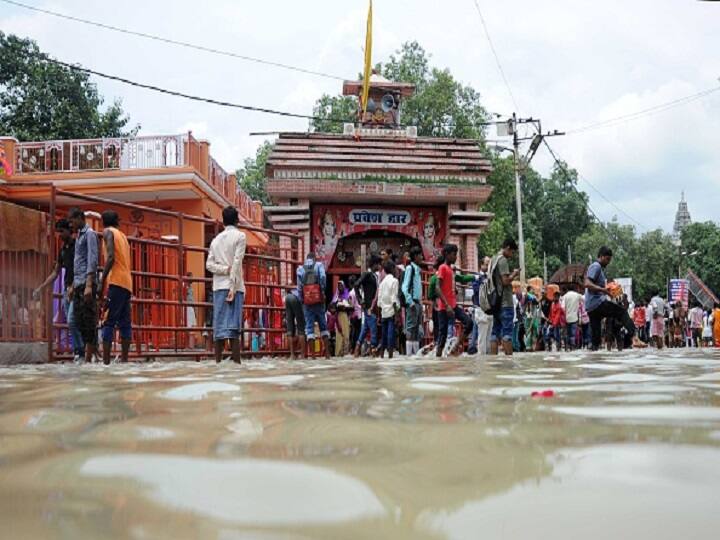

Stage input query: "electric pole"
[
  {"left": 512, "top": 113, "right": 526, "bottom": 284},
  {"left": 494, "top": 116, "right": 564, "bottom": 285}
]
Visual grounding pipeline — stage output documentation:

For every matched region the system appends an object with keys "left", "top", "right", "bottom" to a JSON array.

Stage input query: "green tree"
[
  {"left": 236, "top": 140, "right": 273, "bottom": 204},
  {"left": 634, "top": 229, "right": 678, "bottom": 299},
  {"left": 0, "top": 32, "right": 136, "bottom": 140},
  {"left": 310, "top": 41, "right": 489, "bottom": 139},
  {"left": 682, "top": 222, "right": 720, "bottom": 295},
  {"left": 310, "top": 94, "right": 356, "bottom": 134}
]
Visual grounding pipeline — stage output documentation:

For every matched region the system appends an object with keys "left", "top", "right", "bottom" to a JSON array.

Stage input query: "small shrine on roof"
[{"left": 264, "top": 72, "right": 494, "bottom": 277}]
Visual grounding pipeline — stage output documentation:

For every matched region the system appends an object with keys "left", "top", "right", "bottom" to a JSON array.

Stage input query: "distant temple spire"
[{"left": 672, "top": 190, "right": 692, "bottom": 241}]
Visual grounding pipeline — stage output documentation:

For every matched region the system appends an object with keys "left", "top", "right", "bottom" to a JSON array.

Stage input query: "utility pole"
[
  {"left": 512, "top": 113, "right": 526, "bottom": 285},
  {"left": 568, "top": 244, "right": 572, "bottom": 265},
  {"left": 494, "top": 116, "right": 564, "bottom": 285}
]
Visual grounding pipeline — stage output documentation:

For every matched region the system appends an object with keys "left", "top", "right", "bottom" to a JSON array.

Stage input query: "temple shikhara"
[{"left": 265, "top": 73, "right": 494, "bottom": 286}]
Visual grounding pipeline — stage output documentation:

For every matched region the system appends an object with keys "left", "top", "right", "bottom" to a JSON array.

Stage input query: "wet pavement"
[{"left": 1, "top": 349, "right": 719, "bottom": 539}]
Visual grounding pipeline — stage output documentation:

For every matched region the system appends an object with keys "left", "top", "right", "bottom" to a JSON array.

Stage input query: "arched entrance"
[{"left": 324, "top": 230, "right": 421, "bottom": 293}]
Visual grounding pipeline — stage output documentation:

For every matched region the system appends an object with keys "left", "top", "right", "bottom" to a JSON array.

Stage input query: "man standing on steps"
[
  {"left": 584, "top": 246, "right": 646, "bottom": 351},
  {"left": 68, "top": 207, "right": 99, "bottom": 364},
  {"left": 206, "top": 206, "right": 246, "bottom": 364},
  {"left": 98, "top": 211, "right": 133, "bottom": 364}
]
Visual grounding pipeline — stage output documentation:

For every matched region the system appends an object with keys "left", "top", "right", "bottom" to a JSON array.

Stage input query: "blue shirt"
[
  {"left": 73, "top": 224, "right": 98, "bottom": 288},
  {"left": 296, "top": 260, "right": 326, "bottom": 303},
  {"left": 401, "top": 262, "right": 422, "bottom": 304},
  {"left": 584, "top": 261, "right": 607, "bottom": 313}
]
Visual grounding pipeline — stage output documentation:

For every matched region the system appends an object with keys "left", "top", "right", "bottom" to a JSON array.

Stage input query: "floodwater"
[{"left": 1, "top": 350, "right": 720, "bottom": 540}]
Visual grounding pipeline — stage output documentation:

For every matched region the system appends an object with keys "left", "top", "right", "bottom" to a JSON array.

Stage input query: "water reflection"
[{"left": 0, "top": 349, "right": 718, "bottom": 539}]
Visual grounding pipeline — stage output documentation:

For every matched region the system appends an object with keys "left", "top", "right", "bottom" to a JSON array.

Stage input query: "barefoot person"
[
  {"left": 33, "top": 219, "right": 84, "bottom": 363},
  {"left": 68, "top": 207, "right": 99, "bottom": 364},
  {"left": 284, "top": 285, "right": 306, "bottom": 359},
  {"left": 489, "top": 239, "right": 519, "bottom": 356},
  {"left": 435, "top": 244, "right": 473, "bottom": 357},
  {"left": 206, "top": 206, "right": 246, "bottom": 364},
  {"left": 584, "top": 246, "right": 646, "bottom": 351},
  {"left": 99, "top": 211, "right": 133, "bottom": 364}
]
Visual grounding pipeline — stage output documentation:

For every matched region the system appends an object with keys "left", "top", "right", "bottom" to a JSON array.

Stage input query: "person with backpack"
[
  {"left": 435, "top": 244, "right": 473, "bottom": 357},
  {"left": 354, "top": 254, "right": 382, "bottom": 357},
  {"left": 297, "top": 252, "right": 331, "bottom": 358},
  {"left": 489, "top": 238, "right": 520, "bottom": 356},
  {"left": 401, "top": 246, "right": 424, "bottom": 356}
]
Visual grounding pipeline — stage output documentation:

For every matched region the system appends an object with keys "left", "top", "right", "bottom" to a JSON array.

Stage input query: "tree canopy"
[
  {"left": 0, "top": 32, "right": 135, "bottom": 141},
  {"left": 310, "top": 41, "right": 489, "bottom": 139},
  {"left": 681, "top": 222, "right": 720, "bottom": 296},
  {"left": 236, "top": 141, "right": 274, "bottom": 205}
]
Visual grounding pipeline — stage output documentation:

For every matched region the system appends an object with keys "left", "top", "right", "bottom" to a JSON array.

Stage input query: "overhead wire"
[
  {"left": 541, "top": 138, "right": 646, "bottom": 258},
  {"left": 566, "top": 85, "right": 720, "bottom": 135},
  {"left": 31, "top": 52, "right": 352, "bottom": 124},
  {"left": 470, "top": 0, "right": 521, "bottom": 114},
  {"left": 0, "top": 0, "right": 347, "bottom": 81}
]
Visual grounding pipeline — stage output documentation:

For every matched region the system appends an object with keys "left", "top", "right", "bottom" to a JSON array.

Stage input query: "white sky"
[{"left": 2, "top": 0, "right": 719, "bottom": 232}]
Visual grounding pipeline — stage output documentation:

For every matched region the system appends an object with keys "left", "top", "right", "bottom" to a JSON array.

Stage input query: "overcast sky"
[{"left": 2, "top": 0, "right": 719, "bottom": 232}]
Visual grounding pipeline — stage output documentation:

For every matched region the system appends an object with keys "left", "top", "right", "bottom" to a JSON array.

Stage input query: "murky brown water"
[{"left": 1, "top": 349, "right": 720, "bottom": 539}]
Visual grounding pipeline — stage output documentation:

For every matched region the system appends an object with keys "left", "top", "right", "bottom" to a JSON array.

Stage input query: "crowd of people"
[
  {"left": 26, "top": 204, "right": 720, "bottom": 363},
  {"left": 33, "top": 208, "right": 133, "bottom": 364},
  {"left": 284, "top": 240, "right": 720, "bottom": 359}
]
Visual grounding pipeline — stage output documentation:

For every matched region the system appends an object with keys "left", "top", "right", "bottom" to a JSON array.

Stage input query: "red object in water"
[{"left": 531, "top": 390, "right": 555, "bottom": 398}]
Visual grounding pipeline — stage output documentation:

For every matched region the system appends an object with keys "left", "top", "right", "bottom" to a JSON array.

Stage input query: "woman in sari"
[
  {"left": 713, "top": 302, "right": 720, "bottom": 347},
  {"left": 332, "top": 281, "right": 352, "bottom": 356}
]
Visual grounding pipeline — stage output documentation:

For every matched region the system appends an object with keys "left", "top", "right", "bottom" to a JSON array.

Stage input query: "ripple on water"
[
  {"left": 549, "top": 405, "right": 720, "bottom": 424},
  {"left": 80, "top": 454, "right": 386, "bottom": 525},
  {"left": 416, "top": 444, "right": 720, "bottom": 539},
  {"left": 235, "top": 375, "right": 304, "bottom": 385},
  {"left": 159, "top": 382, "right": 240, "bottom": 401}
]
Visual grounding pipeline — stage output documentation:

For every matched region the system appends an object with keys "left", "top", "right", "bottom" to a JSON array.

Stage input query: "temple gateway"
[{"left": 264, "top": 74, "right": 494, "bottom": 288}]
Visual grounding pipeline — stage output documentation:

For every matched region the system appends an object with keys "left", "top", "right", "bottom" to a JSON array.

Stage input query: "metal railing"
[
  {"left": 14, "top": 135, "right": 186, "bottom": 174},
  {"left": 0, "top": 185, "right": 303, "bottom": 361},
  {"left": 13, "top": 132, "right": 265, "bottom": 228}
]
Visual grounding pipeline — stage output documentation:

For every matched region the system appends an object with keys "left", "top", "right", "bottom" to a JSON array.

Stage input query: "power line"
[
  {"left": 33, "top": 52, "right": 350, "bottom": 123},
  {"left": 542, "top": 138, "right": 645, "bottom": 232},
  {"left": 470, "top": 0, "right": 520, "bottom": 113},
  {"left": 0, "top": 0, "right": 346, "bottom": 81},
  {"left": 566, "top": 85, "right": 720, "bottom": 135}
]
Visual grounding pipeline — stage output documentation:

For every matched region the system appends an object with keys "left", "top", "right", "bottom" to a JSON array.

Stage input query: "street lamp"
[{"left": 679, "top": 250, "right": 700, "bottom": 278}]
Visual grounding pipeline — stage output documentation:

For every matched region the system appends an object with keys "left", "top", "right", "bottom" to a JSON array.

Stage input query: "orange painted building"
[{"left": 0, "top": 132, "right": 265, "bottom": 279}]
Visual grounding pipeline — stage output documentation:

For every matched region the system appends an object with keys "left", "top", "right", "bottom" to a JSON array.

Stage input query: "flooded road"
[{"left": 1, "top": 349, "right": 719, "bottom": 539}]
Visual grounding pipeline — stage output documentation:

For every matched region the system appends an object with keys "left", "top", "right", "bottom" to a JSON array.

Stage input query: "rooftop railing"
[
  {"left": 14, "top": 134, "right": 186, "bottom": 174},
  {"left": 11, "top": 133, "right": 264, "bottom": 226}
]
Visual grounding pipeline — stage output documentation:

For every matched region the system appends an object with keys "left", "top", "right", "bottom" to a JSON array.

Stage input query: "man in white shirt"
[
  {"left": 562, "top": 288, "right": 583, "bottom": 350},
  {"left": 649, "top": 290, "right": 666, "bottom": 349},
  {"left": 206, "top": 206, "right": 246, "bottom": 364},
  {"left": 377, "top": 260, "right": 400, "bottom": 358}
]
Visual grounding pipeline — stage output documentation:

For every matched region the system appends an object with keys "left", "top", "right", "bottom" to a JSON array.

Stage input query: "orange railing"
[{"left": 0, "top": 185, "right": 301, "bottom": 361}]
